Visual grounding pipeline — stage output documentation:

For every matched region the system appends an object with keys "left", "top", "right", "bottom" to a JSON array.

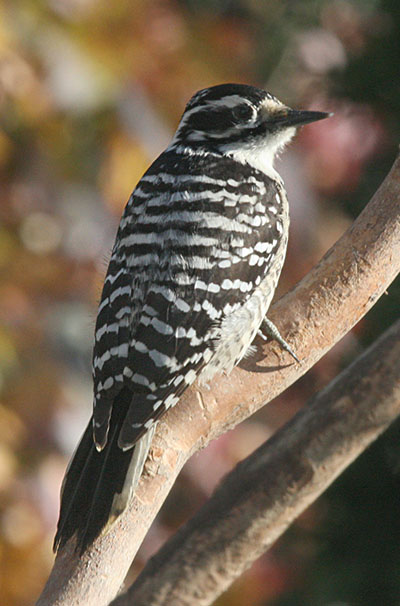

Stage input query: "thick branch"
[
  {"left": 37, "top": 154, "right": 400, "bottom": 606},
  {"left": 115, "top": 319, "right": 400, "bottom": 606}
]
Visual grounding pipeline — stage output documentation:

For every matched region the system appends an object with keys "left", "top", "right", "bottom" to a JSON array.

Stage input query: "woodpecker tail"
[{"left": 53, "top": 393, "right": 154, "bottom": 554}]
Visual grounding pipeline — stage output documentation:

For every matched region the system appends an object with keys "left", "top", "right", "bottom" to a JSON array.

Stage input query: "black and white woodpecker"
[{"left": 54, "top": 83, "right": 330, "bottom": 552}]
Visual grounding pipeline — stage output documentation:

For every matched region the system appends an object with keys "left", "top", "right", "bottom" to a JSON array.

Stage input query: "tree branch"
[
  {"left": 114, "top": 319, "right": 400, "bottom": 606},
  {"left": 36, "top": 153, "right": 400, "bottom": 606}
]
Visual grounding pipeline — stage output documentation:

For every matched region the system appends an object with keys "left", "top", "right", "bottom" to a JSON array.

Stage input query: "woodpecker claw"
[{"left": 259, "top": 318, "right": 300, "bottom": 363}]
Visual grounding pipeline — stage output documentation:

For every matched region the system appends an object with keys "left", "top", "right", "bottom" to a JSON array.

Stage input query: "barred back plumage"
[{"left": 54, "top": 83, "right": 329, "bottom": 552}]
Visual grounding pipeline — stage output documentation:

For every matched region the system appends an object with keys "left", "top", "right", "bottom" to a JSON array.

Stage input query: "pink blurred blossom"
[{"left": 299, "top": 99, "right": 387, "bottom": 193}]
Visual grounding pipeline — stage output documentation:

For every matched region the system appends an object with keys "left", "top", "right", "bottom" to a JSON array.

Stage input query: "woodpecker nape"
[{"left": 54, "top": 83, "right": 330, "bottom": 553}]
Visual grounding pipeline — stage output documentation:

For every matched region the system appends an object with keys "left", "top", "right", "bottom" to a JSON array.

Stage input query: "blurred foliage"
[{"left": 0, "top": 1, "right": 398, "bottom": 605}]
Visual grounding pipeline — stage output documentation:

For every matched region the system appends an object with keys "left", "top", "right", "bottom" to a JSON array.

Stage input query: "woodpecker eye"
[{"left": 232, "top": 104, "right": 254, "bottom": 123}]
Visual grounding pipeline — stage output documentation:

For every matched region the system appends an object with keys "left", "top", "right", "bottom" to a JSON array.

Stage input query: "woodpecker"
[{"left": 54, "top": 83, "right": 329, "bottom": 552}]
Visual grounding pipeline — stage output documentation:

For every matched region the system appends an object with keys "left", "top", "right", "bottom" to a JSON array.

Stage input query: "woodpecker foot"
[{"left": 258, "top": 318, "right": 300, "bottom": 363}]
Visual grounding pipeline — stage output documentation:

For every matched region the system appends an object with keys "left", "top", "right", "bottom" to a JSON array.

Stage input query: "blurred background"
[{"left": 0, "top": 1, "right": 399, "bottom": 604}]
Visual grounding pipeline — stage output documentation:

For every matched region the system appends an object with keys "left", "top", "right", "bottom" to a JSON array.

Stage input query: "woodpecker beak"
[{"left": 276, "top": 109, "right": 332, "bottom": 128}]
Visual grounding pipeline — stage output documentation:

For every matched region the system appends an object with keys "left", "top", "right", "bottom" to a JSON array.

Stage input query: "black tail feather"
[{"left": 54, "top": 389, "right": 140, "bottom": 554}]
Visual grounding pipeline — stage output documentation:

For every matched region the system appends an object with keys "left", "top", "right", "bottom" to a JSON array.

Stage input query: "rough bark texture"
[
  {"left": 36, "top": 153, "right": 400, "bottom": 606},
  {"left": 114, "top": 319, "right": 400, "bottom": 606}
]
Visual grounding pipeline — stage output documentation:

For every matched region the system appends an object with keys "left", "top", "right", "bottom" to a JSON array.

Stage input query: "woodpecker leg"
[{"left": 258, "top": 318, "right": 300, "bottom": 363}]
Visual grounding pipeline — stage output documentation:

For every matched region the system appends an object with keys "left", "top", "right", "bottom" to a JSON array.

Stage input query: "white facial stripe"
[{"left": 206, "top": 95, "right": 253, "bottom": 109}]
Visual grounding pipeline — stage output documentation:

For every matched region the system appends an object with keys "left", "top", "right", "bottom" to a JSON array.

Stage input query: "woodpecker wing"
[{"left": 92, "top": 150, "right": 285, "bottom": 450}]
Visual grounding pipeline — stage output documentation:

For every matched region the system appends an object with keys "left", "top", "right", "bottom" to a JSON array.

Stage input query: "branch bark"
[
  {"left": 36, "top": 153, "right": 400, "bottom": 606},
  {"left": 113, "top": 319, "right": 400, "bottom": 606}
]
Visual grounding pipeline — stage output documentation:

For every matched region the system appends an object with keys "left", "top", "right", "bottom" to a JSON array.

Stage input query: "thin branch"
[
  {"left": 36, "top": 154, "right": 400, "bottom": 606},
  {"left": 114, "top": 319, "right": 400, "bottom": 606}
]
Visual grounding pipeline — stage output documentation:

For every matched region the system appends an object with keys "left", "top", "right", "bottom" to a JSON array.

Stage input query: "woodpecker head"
[{"left": 173, "top": 83, "right": 330, "bottom": 170}]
